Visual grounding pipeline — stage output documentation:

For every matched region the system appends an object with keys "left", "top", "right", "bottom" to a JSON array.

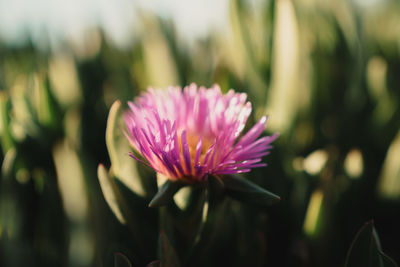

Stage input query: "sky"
[
  {"left": 0, "top": 0, "right": 383, "bottom": 49},
  {"left": 0, "top": 0, "right": 230, "bottom": 48}
]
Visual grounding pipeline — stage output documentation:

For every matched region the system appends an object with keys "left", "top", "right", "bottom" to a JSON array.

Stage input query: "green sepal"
[
  {"left": 222, "top": 174, "right": 281, "bottom": 207},
  {"left": 114, "top": 252, "right": 132, "bottom": 267},
  {"left": 345, "top": 220, "right": 398, "bottom": 267},
  {"left": 149, "top": 180, "right": 184, "bottom": 208},
  {"left": 208, "top": 175, "right": 224, "bottom": 195}
]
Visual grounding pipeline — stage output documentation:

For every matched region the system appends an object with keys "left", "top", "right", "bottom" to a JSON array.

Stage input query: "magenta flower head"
[{"left": 123, "top": 84, "right": 278, "bottom": 184}]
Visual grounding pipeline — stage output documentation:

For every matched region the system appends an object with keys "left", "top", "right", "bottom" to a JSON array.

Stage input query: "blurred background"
[{"left": 1, "top": 0, "right": 400, "bottom": 266}]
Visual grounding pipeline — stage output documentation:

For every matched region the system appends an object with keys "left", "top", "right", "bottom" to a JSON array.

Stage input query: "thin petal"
[{"left": 181, "top": 131, "right": 192, "bottom": 174}]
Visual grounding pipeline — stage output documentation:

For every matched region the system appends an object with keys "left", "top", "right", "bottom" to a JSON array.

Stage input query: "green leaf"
[
  {"left": 146, "top": 260, "right": 161, "bottom": 267},
  {"left": 97, "top": 164, "right": 126, "bottom": 224},
  {"left": 160, "top": 231, "right": 181, "bottom": 267},
  {"left": 114, "top": 252, "right": 132, "bottom": 267},
  {"left": 222, "top": 174, "right": 280, "bottom": 207},
  {"left": 149, "top": 180, "right": 184, "bottom": 208},
  {"left": 1, "top": 148, "right": 17, "bottom": 180},
  {"left": 98, "top": 165, "right": 155, "bottom": 256},
  {"left": 381, "top": 252, "right": 399, "bottom": 267},
  {"left": 35, "top": 73, "right": 59, "bottom": 129},
  {"left": 345, "top": 221, "right": 398, "bottom": 267},
  {"left": 106, "top": 100, "right": 123, "bottom": 178},
  {"left": 106, "top": 100, "right": 148, "bottom": 197},
  {"left": 0, "top": 92, "right": 14, "bottom": 154},
  {"left": 303, "top": 189, "right": 325, "bottom": 238}
]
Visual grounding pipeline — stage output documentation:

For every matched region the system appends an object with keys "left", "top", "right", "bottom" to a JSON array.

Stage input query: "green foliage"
[
  {"left": 1, "top": 0, "right": 400, "bottom": 266},
  {"left": 345, "top": 221, "right": 398, "bottom": 267}
]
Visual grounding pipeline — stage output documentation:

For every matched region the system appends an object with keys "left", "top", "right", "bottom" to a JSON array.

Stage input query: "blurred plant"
[
  {"left": 345, "top": 221, "right": 397, "bottom": 267},
  {"left": 0, "top": 0, "right": 400, "bottom": 266}
]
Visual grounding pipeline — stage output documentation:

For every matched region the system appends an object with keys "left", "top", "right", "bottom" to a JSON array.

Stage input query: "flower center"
[{"left": 178, "top": 131, "right": 214, "bottom": 174}]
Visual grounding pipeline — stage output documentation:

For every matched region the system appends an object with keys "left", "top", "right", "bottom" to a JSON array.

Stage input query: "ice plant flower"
[{"left": 123, "top": 84, "right": 278, "bottom": 183}]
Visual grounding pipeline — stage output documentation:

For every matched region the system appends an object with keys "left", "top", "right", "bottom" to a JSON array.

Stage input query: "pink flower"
[{"left": 123, "top": 84, "right": 278, "bottom": 183}]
